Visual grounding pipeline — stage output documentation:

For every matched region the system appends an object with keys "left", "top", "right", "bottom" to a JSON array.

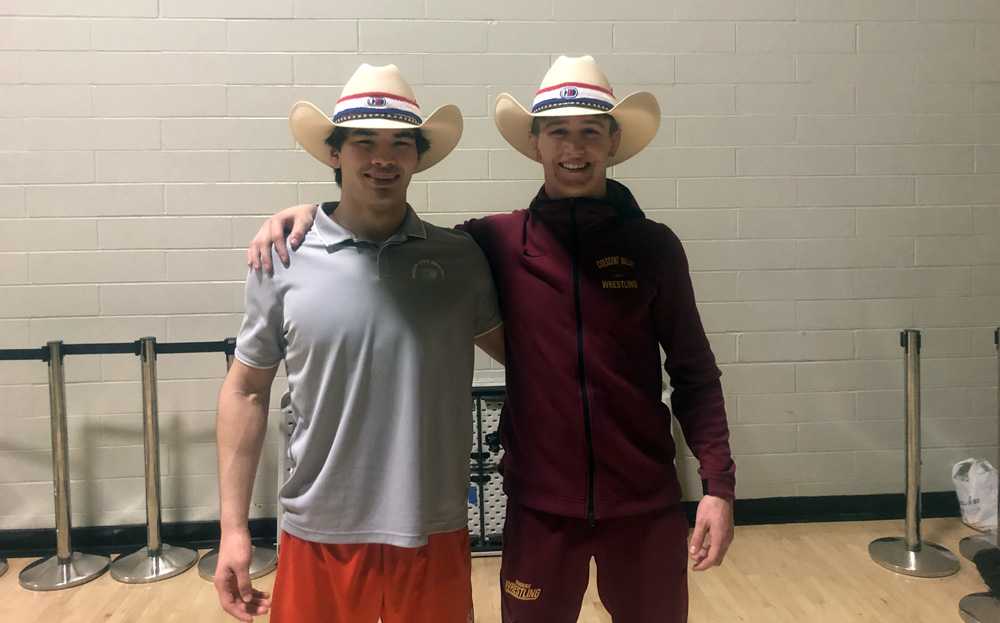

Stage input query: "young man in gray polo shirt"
[{"left": 213, "top": 64, "right": 503, "bottom": 623}]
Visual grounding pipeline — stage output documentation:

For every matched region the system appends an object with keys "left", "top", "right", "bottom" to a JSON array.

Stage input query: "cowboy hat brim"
[
  {"left": 494, "top": 91, "right": 660, "bottom": 166},
  {"left": 289, "top": 100, "right": 463, "bottom": 174}
]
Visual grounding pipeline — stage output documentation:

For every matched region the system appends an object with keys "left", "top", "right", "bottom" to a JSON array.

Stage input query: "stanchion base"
[
  {"left": 869, "top": 537, "right": 960, "bottom": 578},
  {"left": 960, "top": 532, "right": 999, "bottom": 562},
  {"left": 110, "top": 543, "right": 198, "bottom": 584},
  {"left": 197, "top": 545, "right": 278, "bottom": 581},
  {"left": 18, "top": 552, "right": 110, "bottom": 591},
  {"left": 960, "top": 592, "right": 1000, "bottom": 623}
]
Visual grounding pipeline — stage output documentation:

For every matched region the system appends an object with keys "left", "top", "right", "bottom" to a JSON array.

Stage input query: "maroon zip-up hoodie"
[{"left": 462, "top": 180, "right": 735, "bottom": 522}]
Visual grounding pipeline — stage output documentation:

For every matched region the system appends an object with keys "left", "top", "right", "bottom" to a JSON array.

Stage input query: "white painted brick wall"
[
  {"left": 677, "top": 115, "right": 796, "bottom": 146},
  {"left": 0, "top": 3, "right": 998, "bottom": 531}
]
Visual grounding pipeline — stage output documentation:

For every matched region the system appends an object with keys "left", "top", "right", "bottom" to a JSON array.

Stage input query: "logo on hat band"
[
  {"left": 333, "top": 91, "right": 424, "bottom": 126},
  {"left": 531, "top": 82, "right": 616, "bottom": 114}
]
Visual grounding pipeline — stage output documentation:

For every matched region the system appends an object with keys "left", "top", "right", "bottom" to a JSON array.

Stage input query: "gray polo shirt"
[{"left": 235, "top": 203, "right": 502, "bottom": 547}]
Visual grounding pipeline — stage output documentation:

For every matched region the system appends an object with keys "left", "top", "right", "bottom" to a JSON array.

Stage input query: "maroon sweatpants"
[{"left": 499, "top": 502, "right": 689, "bottom": 623}]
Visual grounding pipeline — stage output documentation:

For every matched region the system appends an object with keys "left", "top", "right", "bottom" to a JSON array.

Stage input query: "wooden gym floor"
[{"left": 0, "top": 518, "right": 987, "bottom": 623}]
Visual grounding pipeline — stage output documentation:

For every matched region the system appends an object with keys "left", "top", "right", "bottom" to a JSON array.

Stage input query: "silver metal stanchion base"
[
  {"left": 869, "top": 537, "right": 960, "bottom": 578},
  {"left": 18, "top": 552, "right": 110, "bottom": 591},
  {"left": 110, "top": 543, "right": 198, "bottom": 584},
  {"left": 960, "top": 532, "right": 999, "bottom": 562},
  {"left": 197, "top": 545, "right": 277, "bottom": 581},
  {"left": 960, "top": 592, "right": 1000, "bottom": 623}
]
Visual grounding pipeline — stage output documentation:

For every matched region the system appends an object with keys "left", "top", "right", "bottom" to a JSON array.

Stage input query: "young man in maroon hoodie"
[{"left": 246, "top": 56, "right": 735, "bottom": 623}]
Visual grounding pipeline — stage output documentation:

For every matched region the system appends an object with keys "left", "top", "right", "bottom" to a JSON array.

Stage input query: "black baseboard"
[
  {"left": 0, "top": 518, "right": 278, "bottom": 560},
  {"left": 0, "top": 492, "right": 960, "bottom": 558},
  {"left": 703, "top": 490, "right": 960, "bottom": 526}
]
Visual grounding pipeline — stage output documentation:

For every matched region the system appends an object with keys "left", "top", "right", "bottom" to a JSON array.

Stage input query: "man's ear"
[
  {"left": 329, "top": 147, "right": 341, "bottom": 169},
  {"left": 529, "top": 132, "right": 541, "bottom": 161},
  {"left": 608, "top": 125, "right": 622, "bottom": 159}
]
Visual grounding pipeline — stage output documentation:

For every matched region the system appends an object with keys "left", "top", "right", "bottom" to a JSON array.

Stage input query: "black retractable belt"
[{"left": 0, "top": 338, "right": 236, "bottom": 361}]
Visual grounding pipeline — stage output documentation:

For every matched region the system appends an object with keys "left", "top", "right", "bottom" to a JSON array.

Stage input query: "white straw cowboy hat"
[
  {"left": 289, "top": 63, "right": 462, "bottom": 173},
  {"left": 495, "top": 55, "right": 660, "bottom": 166}
]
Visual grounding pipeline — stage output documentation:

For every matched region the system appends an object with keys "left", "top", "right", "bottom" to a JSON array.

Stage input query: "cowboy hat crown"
[
  {"left": 289, "top": 63, "right": 463, "bottom": 173},
  {"left": 494, "top": 55, "right": 660, "bottom": 166}
]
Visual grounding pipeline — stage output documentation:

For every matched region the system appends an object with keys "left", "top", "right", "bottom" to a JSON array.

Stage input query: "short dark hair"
[
  {"left": 530, "top": 114, "right": 620, "bottom": 136},
  {"left": 324, "top": 126, "right": 431, "bottom": 186}
]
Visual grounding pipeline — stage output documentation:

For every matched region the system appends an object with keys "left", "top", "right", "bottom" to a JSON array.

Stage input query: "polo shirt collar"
[{"left": 314, "top": 201, "right": 427, "bottom": 249}]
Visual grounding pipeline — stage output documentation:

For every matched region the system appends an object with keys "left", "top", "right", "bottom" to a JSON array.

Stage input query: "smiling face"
[
  {"left": 329, "top": 128, "right": 421, "bottom": 212},
  {"left": 530, "top": 114, "right": 621, "bottom": 199}
]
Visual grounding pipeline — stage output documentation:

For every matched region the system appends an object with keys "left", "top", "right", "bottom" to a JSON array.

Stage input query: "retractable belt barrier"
[{"left": 0, "top": 337, "right": 237, "bottom": 589}]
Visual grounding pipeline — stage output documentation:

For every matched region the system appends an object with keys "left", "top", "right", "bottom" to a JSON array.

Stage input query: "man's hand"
[
  {"left": 247, "top": 203, "right": 320, "bottom": 274},
  {"left": 213, "top": 530, "right": 272, "bottom": 622},
  {"left": 688, "top": 494, "right": 734, "bottom": 571}
]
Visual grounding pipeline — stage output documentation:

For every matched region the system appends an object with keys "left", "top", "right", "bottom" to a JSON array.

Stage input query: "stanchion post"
[
  {"left": 19, "top": 341, "right": 109, "bottom": 591},
  {"left": 904, "top": 329, "right": 922, "bottom": 551},
  {"left": 110, "top": 337, "right": 198, "bottom": 583},
  {"left": 143, "top": 336, "right": 164, "bottom": 555},
  {"left": 869, "top": 329, "right": 960, "bottom": 577},
  {"left": 197, "top": 338, "right": 278, "bottom": 581},
  {"left": 52, "top": 341, "right": 72, "bottom": 561}
]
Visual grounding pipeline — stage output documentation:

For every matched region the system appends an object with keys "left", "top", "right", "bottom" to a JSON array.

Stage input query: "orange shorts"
[{"left": 269, "top": 529, "right": 473, "bottom": 623}]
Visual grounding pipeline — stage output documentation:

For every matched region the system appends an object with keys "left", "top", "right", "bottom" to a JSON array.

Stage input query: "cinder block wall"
[{"left": 1, "top": 0, "right": 999, "bottom": 529}]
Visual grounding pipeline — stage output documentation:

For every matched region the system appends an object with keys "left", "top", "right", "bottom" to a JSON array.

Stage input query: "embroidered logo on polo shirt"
[
  {"left": 411, "top": 259, "right": 445, "bottom": 281},
  {"left": 504, "top": 579, "right": 542, "bottom": 601},
  {"left": 596, "top": 255, "right": 639, "bottom": 289}
]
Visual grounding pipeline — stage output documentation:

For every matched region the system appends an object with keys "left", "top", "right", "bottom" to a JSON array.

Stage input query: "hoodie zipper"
[{"left": 569, "top": 203, "right": 597, "bottom": 527}]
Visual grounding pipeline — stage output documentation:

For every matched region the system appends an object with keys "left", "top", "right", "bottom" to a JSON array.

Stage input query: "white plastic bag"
[{"left": 953, "top": 458, "right": 998, "bottom": 532}]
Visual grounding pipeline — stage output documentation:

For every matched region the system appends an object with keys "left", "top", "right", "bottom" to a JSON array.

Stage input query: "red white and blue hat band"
[
  {"left": 332, "top": 91, "right": 424, "bottom": 125},
  {"left": 531, "top": 82, "right": 616, "bottom": 114}
]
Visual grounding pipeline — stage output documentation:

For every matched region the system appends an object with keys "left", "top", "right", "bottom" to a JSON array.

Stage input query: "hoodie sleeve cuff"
[{"left": 701, "top": 477, "right": 735, "bottom": 502}]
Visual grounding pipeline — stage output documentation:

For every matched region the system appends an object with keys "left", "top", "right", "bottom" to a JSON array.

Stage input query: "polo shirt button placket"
[{"left": 376, "top": 240, "right": 405, "bottom": 281}]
